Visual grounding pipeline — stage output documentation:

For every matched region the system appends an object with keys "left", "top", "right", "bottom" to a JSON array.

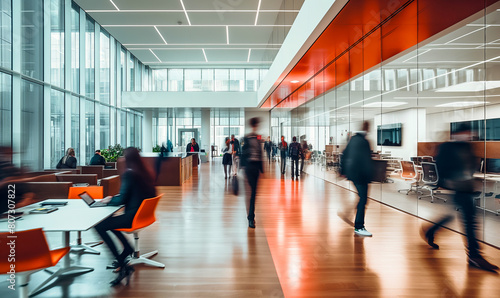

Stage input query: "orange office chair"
[
  {"left": 398, "top": 160, "right": 422, "bottom": 195},
  {"left": 68, "top": 186, "right": 105, "bottom": 254},
  {"left": 116, "top": 194, "right": 165, "bottom": 268},
  {"left": 0, "top": 229, "right": 70, "bottom": 298}
]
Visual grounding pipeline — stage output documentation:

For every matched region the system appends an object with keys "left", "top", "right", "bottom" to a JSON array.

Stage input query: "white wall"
[
  {"left": 374, "top": 108, "right": 426, "bottom": 160},
  {"left": 244, "top": 110, "right": 270, "bottom": 137}
]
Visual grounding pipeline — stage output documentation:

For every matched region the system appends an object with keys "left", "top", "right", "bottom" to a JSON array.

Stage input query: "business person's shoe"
[
  {"left": 110, "top": 264, "right": 135, "bottom": 286},
  {"left": 420, "top": 226, "right": 439, "bottom": 249},
  {"left": 468, "top": 256, "right": 499, "bottom": 272},
  {"left": 248, "top": 220, "right": 256, "bottom": 228}
]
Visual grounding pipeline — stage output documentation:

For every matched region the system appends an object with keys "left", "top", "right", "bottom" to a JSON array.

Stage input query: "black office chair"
[{"left": 419, "top": 162, "right": 447, "bottom": 203}]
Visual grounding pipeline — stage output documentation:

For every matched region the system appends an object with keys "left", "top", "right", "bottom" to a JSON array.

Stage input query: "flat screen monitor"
[
  {"left": 485, "top": 158, "right": 500, "bottom": 174},
  {"left": 377, "top": 123, "right": 402, "bottom": 146}
]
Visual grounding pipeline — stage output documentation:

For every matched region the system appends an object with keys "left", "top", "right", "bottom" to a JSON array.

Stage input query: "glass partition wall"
[{"left": 271, "top": 3, "right": 500, "bottom": 248}]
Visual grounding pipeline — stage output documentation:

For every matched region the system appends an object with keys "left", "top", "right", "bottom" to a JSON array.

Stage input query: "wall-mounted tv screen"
[
  {"left": 377, "top": 123, "right": 402, "bottom": 146},
  {"left": 450, "top": 118, "right": 500, "bottom": 141}
]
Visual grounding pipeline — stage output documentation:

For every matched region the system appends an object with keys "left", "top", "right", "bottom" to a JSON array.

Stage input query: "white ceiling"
[{"left": 74, "top": 0, "right": 304, "bottom": 67}]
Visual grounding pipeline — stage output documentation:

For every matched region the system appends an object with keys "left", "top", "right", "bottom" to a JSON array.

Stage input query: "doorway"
[{"left": 178, "top": 128, "right": 199, "bottom": 150}]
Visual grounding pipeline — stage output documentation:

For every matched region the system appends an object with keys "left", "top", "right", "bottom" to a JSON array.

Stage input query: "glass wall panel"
[
  {"left": 245, "top": 69, "right": 259, "bottom": 91},
  {"left": 0, "top": 72, "right": 11, "bottom": 147},
  {"left": 135, "top": 61, "right": 142, "bottom": 91},
  {"left": 85, "top": 16, "right": 95, "bottom": 98},
  {"left": 135, "top": 115, "right": 141, "bottom": 149},
  {"left": 185, "top": 69, "right": 201, "bottom": 91},
  {"left": 153, "top": 69, "right": 167, "bottom": 91},
  {"left": 99, "top": 105, "right": 109, "bottom": 149},
  {"left": 21, "top": 0, "right": 43, "bottom": 80},
  {"left": 121, "top": 47, "right": 126, "bottom": 92},
  {"left": 128, "top": 113, "right": 134, "bottom": 147},
  {"left": 215, "top": 69, "right": 229, "bottom": 91},
  {"left": 50, "top": 0, "right": 64, "bottom": 88},
  {"left": 50, "top": 89, "right": 64, "bottom": 168},
  {"left": 129, "top": 55, "right": 135, "bottom": 91},
  {"left": 71, "top": 96, "right": 79, "bottom": 160},
  {"left": 84, "top": 100, "right": 94, "bottom": 164},
  {"left": 0, "top": 0, "right": 12, "bottom": 68},
  {"left": 120, "top": 110, "right": 126, "bottom": 146},
  {"left": 202, "top": 69, "right": 214, "bottom": 91},
  {"left": 229, "top": 69, "right": 244, "bottom": 91},
  {"left": 21, "top": 80, "right": 43, "bottom": 170},
  {"left": 70, "top": 3, "right": 79, "bottom": 93},
  {"left": 168, "top": 69, "right": 183, "bottom": 91},
  {"left": 99, "top": 31, "right": 110, "bottom": 104}
]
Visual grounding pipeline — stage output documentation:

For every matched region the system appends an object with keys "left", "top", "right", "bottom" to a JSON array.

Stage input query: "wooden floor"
[{"left": 2, "top": 161, "right": 500, "bottom": 297}]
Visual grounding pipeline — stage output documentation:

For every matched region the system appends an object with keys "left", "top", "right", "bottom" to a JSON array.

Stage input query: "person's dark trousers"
[
  {"left": 95, "top": 214, "right": 135, "bottom": 265},
  {"left": 353, "top": 182, "right": 369, "bottom": 229},
  {"left": 426, "top": 190, "right": 480, "bottom": 257},
  {"left": 266, "top": 150, "right": 271, "bottom": 163},
  {"left": 291, "top": 157, "right": 299, "bottom": 177},
  {"left": 280, "top": 153, "right": 286, "bottom": 174},
  {"left": 245, "top": 162, "right": 260, "bottom": 221}
]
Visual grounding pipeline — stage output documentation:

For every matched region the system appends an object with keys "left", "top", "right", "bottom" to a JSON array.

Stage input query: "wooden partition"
[
  {"left": 119, "top": 154, "right": 193, "bottom": 186},
  {"left": 418, "top": 141, "right": 500, "bottom": 159}
]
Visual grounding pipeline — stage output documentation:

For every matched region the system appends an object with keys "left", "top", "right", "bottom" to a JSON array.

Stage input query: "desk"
[
  {"left": 473, "top": 173, "right": 500, "bottom": 215},
  {"left": 1, "top": 199, "right": 121, "bottom": 296}
]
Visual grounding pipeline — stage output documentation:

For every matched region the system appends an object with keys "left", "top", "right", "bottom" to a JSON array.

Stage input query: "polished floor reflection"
[{"left": 1, "top": 160, "right": 499, "bottom": 297}]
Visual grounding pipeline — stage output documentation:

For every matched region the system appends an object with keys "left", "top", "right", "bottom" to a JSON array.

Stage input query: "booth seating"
[{"left": 101, "top": 175, "right": 121, "bottom": 197}]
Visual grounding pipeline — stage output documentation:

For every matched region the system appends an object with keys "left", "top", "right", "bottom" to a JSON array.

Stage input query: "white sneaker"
[{"left": 354, "top": 228, "right": 372, "bottom": 237}]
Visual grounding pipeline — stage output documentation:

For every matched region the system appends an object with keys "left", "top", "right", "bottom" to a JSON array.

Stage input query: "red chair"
[
  {"left": 116, "top": 194, "right": 165, "bottom": 268},
  {"left": 68, "top": 186, "right": 104, "bottom": 254},
  {"left": 0, "top": 229, "right": 70, "bottom": 298}
]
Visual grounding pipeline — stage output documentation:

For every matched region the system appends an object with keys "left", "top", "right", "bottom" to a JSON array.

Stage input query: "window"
[
  {"left": 21, "top": 80, "right": 43, "bottom": 170},
  {"left": 100, "top": 105, "right": 109, "bottom": 149},
  {"left": 0, "top": 0, "right": 12, "bottom": 68},
  {"left": 168, "top": 69, "right": 183, "bottom": 91},
  {"left": 0, "top": 72, "right": 11, "bottom": 147},
  {"left": 85, "top": 100, "right": 95, "bottom": 164},
  {"left": 129, "top": 55, "right": 135, "bottom": 91},
  {"left": 202, "top": 69, "right": 214, "bottom": 91},
  {"left": 153, "top": 69, "right": 167, "bottom": 91},
  {"left": 85, "top": 17, "right": 95, "bottom": 98},
  {"left": 215, "top": 69, "right": 229, "bottom": 91},
  {"left": 71, "top": 4, "right": 79, "bottom": 92},
  {"left": 50, "top": 89, "right": 64, "bottom": 168},
  {"left": 100, "top": 31, "right": 110, "bottom": 103},
  {"left": 229, "top": 69, "right": 244, "bottom": 91},
  {"left": 50, "top": 0, "right": 64, "bottom": 88},
  {"left": 21, "top": 0, "right": 44, "bottom": 80},
  {"left": 71, "top": 96, "right": 80, "bottom": 159},
  {"left": 185, "top": 69, "right": 202, "bottom": 91},
  {"left": 245, "top": 69, "right": 259, "bottom": 91}
]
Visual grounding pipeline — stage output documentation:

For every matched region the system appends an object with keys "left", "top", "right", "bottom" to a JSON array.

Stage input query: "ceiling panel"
[
  {"left": 113, "top": 0, "right": 183, "bottom": 10},
  {"left": 158, "top": 26, "right": 227, "bottom": 44},
  {"left": 183, "top": 0, "right": 259, "bottom": 10},
  {"left": 250, "top": 48, "right": 280, "bottom": 61},
  {"left": 205, "top": 49, "right": 248, "bottom": 62},
  {"left": 73, "top": 0, "right": 116, "bottom": 10},
  {"left": 130, "top": 49, "right": 161, "bottom": 62},
  {"left": 229, "top": 27, "right": 274, "bottom": 44},
  {"left": 189, "top": 12, "right": 255, "bottom": 25},
  {"left": 93, "top": 12, "right": 188, "bottom": 26},
  {"left": 258, "top": 12, "right": 298, "bottom": 25},
  {"left": 154, "top": 49, "right": 206, "bottom": 62},
  {"left": 105, "top": 27, "right": 166, "bottom": 44}
]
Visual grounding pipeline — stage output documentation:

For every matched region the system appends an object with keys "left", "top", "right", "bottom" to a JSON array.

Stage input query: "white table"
[{"left": 0, "top": 199, "right": 122, "bottom": 296}]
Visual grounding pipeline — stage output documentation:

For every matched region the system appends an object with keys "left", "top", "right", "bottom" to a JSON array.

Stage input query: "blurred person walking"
[
  {"left": 289, "top": 136, "right": 302, "bottom": 179},
  {"left": 300, "top": 140, "right": 308, "bottom": 173},
  {"left": 341, "top": 121, "right": 374, "bottom": 237},
  {"left": 421, "top": 122, "right": 498, "bottom": 272},
  {"left": 264, "top": 136, "right": 272, "bottom": 163},
  {"left": 231, "top": 134, "right": 240, "bottom": 176},
  {"left": 242, "top": 117, "right": 263, "bottom": 228},
  {"left": 278, "top": 136, "right": 288, "bottom": 175}
]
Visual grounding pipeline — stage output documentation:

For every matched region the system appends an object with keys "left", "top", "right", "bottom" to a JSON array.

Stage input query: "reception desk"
[{"left": 118, "top": 153, "right": 193, "bottom": 186}]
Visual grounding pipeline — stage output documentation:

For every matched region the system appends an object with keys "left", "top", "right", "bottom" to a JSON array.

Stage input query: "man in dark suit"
[{"left": 341, "top": 121, "right": 374, "bottom": 237}]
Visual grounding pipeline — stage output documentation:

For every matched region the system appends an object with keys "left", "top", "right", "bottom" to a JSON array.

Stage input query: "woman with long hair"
[
  {"left": 56, "top": 147, "right": 77, "bottom": 168},
  {"left": 95, "top": 147, "right": 156, "bottom": 286},
  {"left": 222, "top": 137, "right": 232, "bottom": 179}
]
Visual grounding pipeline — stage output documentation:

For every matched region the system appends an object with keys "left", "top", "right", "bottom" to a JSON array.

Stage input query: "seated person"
[
  {"left": 56, "top": 148, "right": 77, "bottom": 169},
  {"left": 95, "top": 147, "right": 156, "bottom": 286},
  {"left": 89, "top": 149, "right": 106, "bottom": 166}
]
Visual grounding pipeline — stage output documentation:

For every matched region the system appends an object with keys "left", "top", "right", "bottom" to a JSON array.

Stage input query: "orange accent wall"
[{"left": 262, "top": 0, "right": 499, "bottom": 110}]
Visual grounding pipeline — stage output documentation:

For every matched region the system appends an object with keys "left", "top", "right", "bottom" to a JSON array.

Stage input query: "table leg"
[{"left": 29, "top": 231, "right": 94, "bottom": 296}]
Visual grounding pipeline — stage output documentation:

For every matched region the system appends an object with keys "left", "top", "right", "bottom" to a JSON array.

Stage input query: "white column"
[
  {"left": 142, "top": 110, "right": 153, "bottom": 152},
  {"left": 201, "top": 108, "right": 211, "bottom": 158}
]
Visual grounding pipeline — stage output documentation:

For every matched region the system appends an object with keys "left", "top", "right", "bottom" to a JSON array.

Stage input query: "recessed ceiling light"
[
  {"left": 436, "top": 81, "right": 500, "bottom": 92},
  {"left": 362, "top": 102, "right": 407, "bottom": 108},
  {"left": 291, "top": 80, "right": 299, "bottom": 83},
  {"left": 435, "top": 101, "right": 488, "bottom": 107}
]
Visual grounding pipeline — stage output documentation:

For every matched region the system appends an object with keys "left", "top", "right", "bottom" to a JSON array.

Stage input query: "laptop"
[{"left": 79, "top": 191, "right": 108, "bottom": 208}]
